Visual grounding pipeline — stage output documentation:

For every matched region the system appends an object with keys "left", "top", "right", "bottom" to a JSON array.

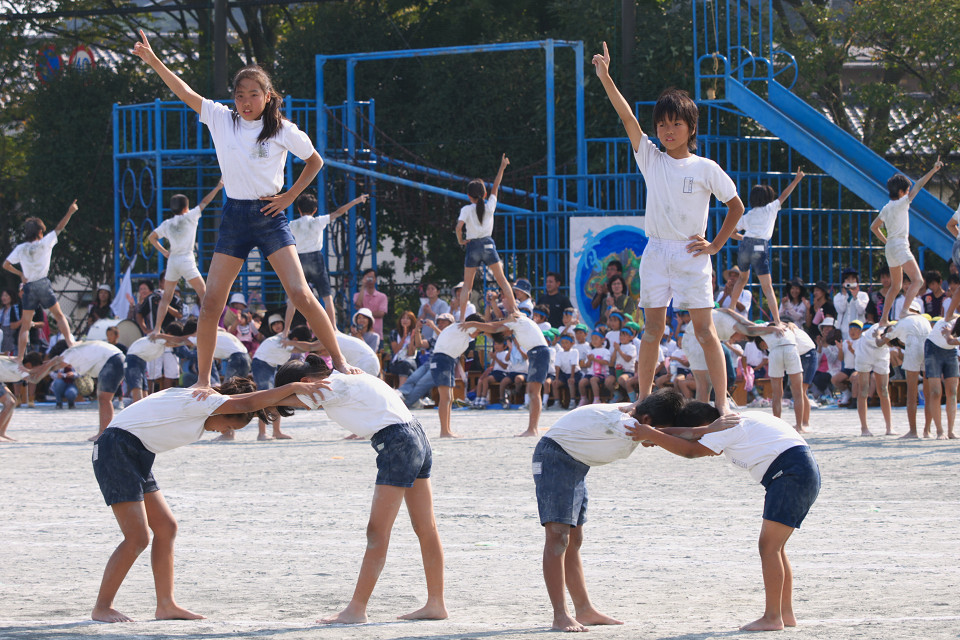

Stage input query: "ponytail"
[
  {"left": 467, "top": 179, "right": 487, "bottom": 226},
  {"left": 273, "top": 354, "right": 332, "bottom": 417}
]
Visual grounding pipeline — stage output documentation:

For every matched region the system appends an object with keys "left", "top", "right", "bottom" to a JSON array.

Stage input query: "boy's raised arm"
[
  {"left": 908, "top": 156, "right": 943, "bottom": 201},
  {"left": 54, "top": 199, "right": 78, "bottom": 234},
  {"left": 778, "top": 169, "right": 805, "bottom": 204},
  {"left": 592, "top": 41, "right": 644, "bottom": 152},
  {"left": 197, "top": 180, "right": 224, "bottom": 211},
  {"left": 330, "top": 194, "right": 370, "bottom": 221}
]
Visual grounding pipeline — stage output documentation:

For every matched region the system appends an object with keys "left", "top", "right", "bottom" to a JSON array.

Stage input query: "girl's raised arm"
[
  {"left": 132, "top": 29, "right": 204, "bottom": 115},
  {"left": 490, "top": 154, "right": 510, "bottom": 198}
]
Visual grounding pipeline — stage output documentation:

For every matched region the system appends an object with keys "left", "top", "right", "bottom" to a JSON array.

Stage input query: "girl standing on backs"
[
  {"left": 454, "top": 154, "right": 518, "bottom": 322},
  {"left": 132, "top": 30, "right": 358, "bottom": 388}
]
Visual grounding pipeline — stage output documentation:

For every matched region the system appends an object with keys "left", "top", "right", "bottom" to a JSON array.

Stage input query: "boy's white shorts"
[
  {"left": 146, "top": 350, "right": 179, "bottom": 380},
  {"left": 884, "top": 238, "right": 913, "bottom": 268},
  {"left": 164, "top": 253, "right": 202, "bottom": 283},
  {"left": 639, "top": 238, "right": 714, "bottom": 310},
  {"left": 683, "top": 334, "right": 707, "bottom": 370},
  {"left": 855, "top": 351, "right": 890, "bottom": 375},
  {"left": 767, "top": 345, "right": 803, "bottom": 378},
  {"left": 902, "top": 336, "right": 925, "bottom": 372}
]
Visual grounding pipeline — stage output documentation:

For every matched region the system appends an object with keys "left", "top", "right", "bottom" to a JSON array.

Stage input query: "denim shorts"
[
  {"left": 464, "top": 237, "right": 501, "bottom": 268},
  {"left": 252, "top": 357, "right": 277, "bottom": 390},
  {"left": 924, "top": 340, "right": 959, "bottom": 379},
  {"left": 21, "top": 278, "right": 57, "bottom": 311},
  {"left": 738, "top": 237, "right": 771, "bottom": 276},
  {"left": 761, "top": 445, "right": 820, "bottom": 529},
  {"left": 222, "top": 352, "right": 252, "bottom": 380},
  {"left": 533, "top": 436, "right": 589, "bottom": 527},
  {"left": 123, "top": 354, "right": 149, "bottom": 390},
  {"left": 557, "top": 370, "right": 582, "bottom": 386},
  {"left": 98, "top": 354, "right": 125, "bottom": 394},
  {"left": 370, "top": 420, "right": 432, "bottom": 487},
  {"left": 92, "top": 427, "right": 159, "bottom": 506},
  {"left": 214, "top": 198, "right": 296, "bottom": 260},
  {"left": 430, "top": 352, "right": 456, "bottom": 387},
  {"left": 299, "top": 250, "right": 331, "bottom": 298},
  {"left": 526, "top": 346, "right": 551, "bottom": 384},
  {"left": 800, "top": 350, "right": 818, "bottom": 385}
]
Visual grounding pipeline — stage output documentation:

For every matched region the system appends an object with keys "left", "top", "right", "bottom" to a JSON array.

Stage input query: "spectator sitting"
[
  {"left": 417, "top": 282, "right": 450, "bottom": 342},
  {"left": 590, "top": 260, "right": 623, "bottom": 310},
  {"left": 352, "top": 308, "right": 381, "bottom": 352},
  {"left": 809, "top": 281, "right": 836, "bottom": 330},
  {"left": 533, "top": 305, "right": 551, "bottom": 331},
  {"left": 779, "top": 278, "right": 809, "bottom": 326},
  {"left": 537, "top": 271, "right": 573, "bottom": 328},
  {"left": 388, "top": 311, "right": 421, "bottom": 384},
  {"left": 922, "top": 270, "right": 946, "bottom": 317},
  {"left": 84, "top": 284, "right": 116, "bottom": 334},
  {"left": 353, "top": 268, "right": 388, "bottom": 338},
  {"left": 716, "top": 266, "right": 753, "bottom": 314},
  {"left": 513, "top": 278, "right": 535, "bottom": 313}
]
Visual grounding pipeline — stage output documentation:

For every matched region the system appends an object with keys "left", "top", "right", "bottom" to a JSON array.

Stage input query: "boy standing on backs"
[{"left": 593, "top": 42, "right": 744, "bottom": 414}]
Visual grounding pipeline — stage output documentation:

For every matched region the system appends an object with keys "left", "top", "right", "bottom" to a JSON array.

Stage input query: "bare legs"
[
  {"left": 689, "top": 308, "right": 730, "bottom": 413},
  {"left": 437, "top": 386, "right": 459, "bottom": 438},
  {"left": 88, "top": 391, "right": 115, "bottom": 441},
  {"left": 900, "top": 370, "right": 921, "bottom": 438},
  {"left": 284, "top": 292, "right": 336, "bottom": 333},
  {"left": 517, "top": 381, "right": 542, "bottom": 437},
  {"left": 739, "top": 518, "right": 796, "bottom": 631},
  {"left": 152, "top": 277, "right": 205, "bottom": 336},
  {"left": 0, "top": 391, "right": 16, "bottom": 440},
  {"left": 92, "top": 492, "right": 203, "bottom": 623},
  {"left": 543, "top": 523, "right": 622, "bottom": 632}
]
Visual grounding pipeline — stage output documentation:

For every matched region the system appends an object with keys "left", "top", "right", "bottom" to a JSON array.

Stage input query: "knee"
[
  {"left": 288, "top": 285, "right": 315, "bottom": 310},
  {"left": 757, "top": 537, "right": 782, "bottom": 558},
  {"left": 152, "top": 518, "right": 178, "bottom": 541},
  {"left": 125, "top": 530, "right": 151, "bottom": 554},
  {"left": 364, "top": 522, "right": 390, "bottom": 550},
  {"left": 545, "top": 527, "right": 570, "bottom": 556},
  {"left": 877, "top": 385, "right": 889, "bottom": 399}
]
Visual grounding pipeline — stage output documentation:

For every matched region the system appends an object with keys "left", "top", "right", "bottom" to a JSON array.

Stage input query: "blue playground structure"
[{"left": 113, "top": 0, "right": 951, "bottom": 322}]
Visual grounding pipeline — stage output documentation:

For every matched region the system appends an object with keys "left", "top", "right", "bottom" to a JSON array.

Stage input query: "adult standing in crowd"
[
  {"left": 82, "top": 284, "right": 116, "bottom": 334},
  {"left": 537, "top": 272, "right": 572, "bottom": 328},
  {"left": 834, "top": 268, "right": 868, "bottom": 340},
  {"left": 354, "top": 268, "right": 388, "bottom": 338},
  {"left": 590, "top": 260, "right": 622, "bottom": 310},
  {"left": 418, "top": 282, "right": 450, "bottom": 342},
  {"left": 0, "top": 289, "right": 23, "bottom": 355}
]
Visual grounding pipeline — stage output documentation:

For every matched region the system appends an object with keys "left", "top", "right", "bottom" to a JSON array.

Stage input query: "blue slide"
[{"left": 726, "top": 77, "right": 954, "bottom": 258}]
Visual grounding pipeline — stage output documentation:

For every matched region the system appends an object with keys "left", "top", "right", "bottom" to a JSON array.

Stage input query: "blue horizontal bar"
[{"left": 316, "top": 40, "right": 581, "bottom": 63}]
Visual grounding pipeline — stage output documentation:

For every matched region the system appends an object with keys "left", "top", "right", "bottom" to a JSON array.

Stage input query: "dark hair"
[
  {"left": 465, "top": 313, "right": 483, "bottom": 323},
  {"left": 48, "top": 340, "right": 69, "bottom": 357},
  {"left": 23, "top": 217, "right": 45, "bottom": 241},
  {"left": 749, "top": 184, "right": 778, "bottom": 209},
  {"left": 841, "top": 269, "right": 859, "bottom": 283},
  {"left": 923, "top": 270, "right": 942, "bottom": 286},
  {"left": 877, "top": 265, "right": 890, "bottom": 278},
  {"left": 652, "top": 88, "right": 699, "bottom": 152},
  {"left": 887, "top": 173, "right": 911, "bottom": 200},
  {"left": 608, "top": 274, "right": 628, "bottom": 295},
  {"left": 216, "top": 375, "right": 272, "bottom": 425},
  {"left": 22, "top": 352, "right": 43, "bottom": 367},
  {"left": 296, "top": 191, "right": 318, "bottom": 215},
  {"left": 467, "top": 179, "right": 487, "bottom": 226},
  {"left": 492, "top": 333, "right": 507, "bottom": 344},
  {"left": 949, "top": 273, "right": 960, "bottom": 287},
  {"left": 533, "top": 304, "right": 549, "bottom": 317},
  {"left": 288, "top": 325, "right": 312, "bottom": 341},
  {"left": 361, "top": 268, "right": 376, "bottom": 278},
  {"left": 674, "top": 401, "right": 721, "bottom": 429},
  {"left": 631, "top": 389, "right": 685, "bottom": 427},
  {"left": 423, "top": 281, "right": 439, "bottom": 293},
  {"left": 170, "top": 194, "right": 189, "bottom": 214},
  {"left": 354, "top": 313, "right": 372, "bottom": 332},
  {"left": 546, "top": 271, "right": 563, "bottom": 285},
  {"left": 138, "top": 279, "right": 155, "bottom": 292},
  {"left": 1, "top": 288, "right": 17, "bottom": 305},
  {"left": 181, "top": 318, "right": 198, "bottom": 335},
  {"left": 952, "top": 322, "right": 960, "bottom": 338},
  {"left": 164, "top": 321, "right": 184, "bottom": 337},
  {"left": 273, "top": 354, "right": 332, "bottom": 417},
  {"left": 232, "top": 65, "right": 285, "bottom": 143},
  {"left": 396, "top": 310, "right": 417, "bottom": 336},
  {"left": 607, "top": 260, "right": 623, "bottom": 273},
  {"left": 783, "top": 278, "right": 806, "bottom": 304}
]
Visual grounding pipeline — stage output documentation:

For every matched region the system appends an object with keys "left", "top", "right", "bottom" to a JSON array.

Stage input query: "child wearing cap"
[
  {"left": 512, "top": 279, "right": 536, "bottom": 313},
  {"left": 573, "top": 324, "right": 591, "bottom": 363},
  {"left": 832, "top": 320, "right": 862, "bottom": 406},
  {"left": 855, "top": 323, "right": 893, "bottom": 436},
  {"left": 578, "top": 330, "right": 611, "bottom": 406},
  {"left": 473, "top": 334, "right": 510, "bottom": 407},
  {"left": 608, "top": 325, "right": 638, "bottom": 402},
  {"left": 554, "top": 333, "right": 581, "bottom": 409},
  {"left": 351, "top": 308, "right": 381, "bottom": 353}
]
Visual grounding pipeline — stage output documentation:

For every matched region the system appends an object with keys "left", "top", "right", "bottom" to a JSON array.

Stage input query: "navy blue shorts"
[
  {"left": 252, "top": 357, "right": 277, "bottom": 390},
  {"left": 557, "top": 370, "right": 581, "bottom": 386},
  {"left": 924, "top": 340, "right": 959, "bottom": 379},
  {"left": 504, "top": 371, "right": 526, "bottom": 383},
  {"left": 800, "top": 350, "right": 818, "bottom": 385},
  {"left": 526, "top": 345, "right": 551, "bottom": 384},
  {"left": 222, "top": 352, "right": 252, "bottom": 380},
  {"left": 214, "top": 197, "right": 296, "bottom": 260},
  {"left": 737, "top": 237, "right": 771, "bottom": 276},
  {"left": 123, "top": 354, "right": 149, "bottom": 390},
  {"left": 92, "top": 427, "right": 159, "bottom": 506},
  {"left": 760, "top": 445, "right": 820, "bottom": 529},
  {"left": 370, "top": 420, "right": 432, "bottom": 487},
  {"left": 430, "top": 352, "right": 456, "bottom": 387},
  {"left": 98, "top": 353, "right": 125, "bottom": 394},
  {"left": 489, "top": 370, "right": 509, "bottom": 382},
  {"left": 21, "top": 278, "right": 57, "bottom": 311},
  {"left": 840, "top": 367, "right": 855, "bottom": 377},
  {"left": 533, "top": 436, "right": 588, "bottom": 527},
  {"left": 299, "top": 249, "right": 332, "bottom": 298},
  {"left": 388, "top": 358, "right": 417, "bottom": 377},
  {"left": 464, "top": 237, "right": 501, "bottom": 268}
]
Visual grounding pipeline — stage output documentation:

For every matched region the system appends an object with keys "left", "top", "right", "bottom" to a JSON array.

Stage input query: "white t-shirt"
[
  {"left": 490, "top": 348, "right": 509, "bottom": 372},
  {"left": 62, "top": 341, "right": 123, "bottom": 377},
  {"left": 337, "top": 333, "right": 381, "bottom": 376},
  {"left": 109, "top": 387, "right": 229, "bottom": 454},
  {"left": 687, "top": 309, "right": 740, "bottom": 342},
  {"left": 834, "top": 290, "right": 869, "bottom": 340},
  {"left": 296, "top": 371, "right": 412, "bottom": 439},
  {"left": 189, "top": 331, "right": 247, "bottom": 359},
  {"left": 252, "top": 335, "right": 294, "bottom": 367},
  {"left": 544, "top": 404, "right": 640, "bottom": 466},
  {"left": 927, "top": 318, "right": 957, "bottom": 351},
  {"left": 744, "top": 341, "right": 766, "bottom": 367},
  {"left": 737, "top": 200, "right": 781, "bottom": 240},
  {"left": 587, "top": 346, "right": 610, "bottom": 375},
  {"left": 887, "top": 315, "right": 932, "bottom": 342},
  {"left": 6, "top": 231, "right": 58, "bottom": 282},
  {"left": 199, "top": 99, "right": 317, "bottom": 200},
  {"left": 877, "top": 195, "right": 910, "bottom": 242},
  {"left": 717, "top": 288, "right": 753, "bottom": 313},
  {"left": 504, "top": 316, "right": 548, "bottom": 351},
  {"left": 556, "top": 348, "right": 580, "bottom": 374},
  {"left": 452, "top": 301, "right": 477, "bottom": 322},
  {"left": 856, "top": 325, "right": 887, "bottom": 358},
  {"left": 842, "top": 337, "right": 859, "bottom": 369},
  {"left": 0, "top": 356, "right": 29, "bottom": 383},
  {"left": 698, "top": 411, "right": 808, "bottom": 483},
  {"left": 507, "top": 342, "right": 528, "bottom": 373},
  {"left": 573, "top": 340, "right": 591, "bottom": 362},
  {"left": 433, "top": 324, "right": 475, "bottom": 358},
  {"left": 155, "top": 207, "right": 201, "bottom": 256},
  {"left": 127, "top": 336, "right": 167, "bottom": 362},
  {"left": 632, "top": 134, "right": 738, "bottom": 241},
  {"left": 614, "top": 342, "right": 638, "bottom": 367},
  {"left": 457, "top": 195, "right": 498, "bottom": 240},
  {"left": 289, "top": 214, "right": 331, "bottom": 254},
  {"left": 793, "top": 327, "right": 816, "bottom": 355}
]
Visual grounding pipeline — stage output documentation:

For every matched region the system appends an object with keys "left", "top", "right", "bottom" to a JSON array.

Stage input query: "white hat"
[
  {"left": 908, "top": 300, "right": 923, "bottom": 313},
  {"left": 353, "top": 308, "right": 374, "bottom": 324},
  {"left": 819, "top": 317, "right": 835, "bottom": 327},
  {"left": 436, "top": 313, "right": 455, "bottom": 324},
  {"left": 97, "top": 283, "right": 111, "bottom": 293},
  {"left": 453, "top": 281, "right": 465, "bottom": 290},
  {"left": 267, "top": 314, "right": 283, "bottom": 326},
  {"left": 229, "top": 293, "right": 247, "bottom": 307}
]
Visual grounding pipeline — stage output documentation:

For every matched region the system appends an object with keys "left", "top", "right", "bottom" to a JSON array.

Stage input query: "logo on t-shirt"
[
  {"left": 252, "top": 141, "right": 271, "bottom": 159},
  {"left": 683, "top": 177, "right": 694, "bottom": 193}
]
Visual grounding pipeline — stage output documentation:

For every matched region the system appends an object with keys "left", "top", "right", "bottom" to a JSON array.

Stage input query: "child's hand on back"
[
  {"left": 592, "top": 41, "right": 611, "bottom": 79},
  {"left": 624, "top": 420, "right": 654, "bottom": 442}
]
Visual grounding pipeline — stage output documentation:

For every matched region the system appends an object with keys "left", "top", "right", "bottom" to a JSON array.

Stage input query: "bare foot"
[
  {"left": 439, "top": 432, "right": 462, "bottom": 438},
  {"left": 343, "top": 433, "right": 363, "bottom": 440},
  {"left": 860, "top": 429, "right": 874, "bottom": 436},
  {"left": 156, "top": 604, "right": 205, "bottom": 620},
  {"left": 937, "top": 432, "right": 948, "bottom": 440},
  {"left": 898, "top": 432, "right": 919, "bottom": 439},
  {"left": 91, "top": 606, "right": 134, "bottom": 623},
  {"left": 398, "top": 602, "right": 448, "bottom": 620},
  {"left": 211, "top": 432, "right": 235, "bottom": 442},
  {"left": 257, "top": 433, "right": 274, "bottom": 441},
  {"left": 515, "top": 429, "right": 540, "bottom": 437},
  {"left": 885, "top": 429, "right": 896, "bottom": 436},
  {"left": 552, "top": 611, "right": 588, "bottom": 632},
  {"left": 273, "top": 432, "right": 292, "bottom": 440},
  {"left": 576, "top": 609, "right": 623, "bottom": 626},
  {"left": 782, "top": 612, "right": 797, "bottom": 627},
  {"left": 949, "top": 433, "right": 958, "bottom": 440},
  {"left": 320, "top": 606, "right": 367, "bottom": 624},
  {"left": 739, "top": 615, "right": 784, "bottom": 631},
  {"left": 923, "top": 429, "right": 932, "bottom": 438},
  {"left": 0, "top": 434, "right": 15, "bottom": 441}
]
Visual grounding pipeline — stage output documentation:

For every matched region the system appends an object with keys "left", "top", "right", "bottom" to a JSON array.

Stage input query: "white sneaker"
[{"left": 420, "top": 397, "right": 435, "bottom": 408}]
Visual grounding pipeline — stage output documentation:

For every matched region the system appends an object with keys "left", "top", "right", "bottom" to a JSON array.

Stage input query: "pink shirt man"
[{"left": 353, "top": 269, "right": 388, "bottom": 337}]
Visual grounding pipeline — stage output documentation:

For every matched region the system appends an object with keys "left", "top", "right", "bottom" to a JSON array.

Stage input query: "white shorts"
[
  {"left": 884, "top": 238, "right": 913, "bottom": 268},
  {"left": 146, "top": 350, "right": 179, "bottom": 380},
  {"left": 164, "top": 253, "right": 202, "bottom": 283},
  {"left": 856, "top": 350, "right": 890, "bottom": 375},
  {"left": 902, "top": 336, "right": 925, "bottom": 372},
  {"left": 683, "top": 333, "right": 707, "bottom": 370},
  {"left": 639, "top": 238, "right": 713, "bottom": 310},
  {"left": 768, "top": 345, "right": 803, "bottom": 378}
]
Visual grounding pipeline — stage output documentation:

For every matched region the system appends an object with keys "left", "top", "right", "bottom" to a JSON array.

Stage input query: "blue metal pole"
[
  {"left": 154, "top": 99, "right": 164, "bottom": 279},
  {"left": 368, "top": 98, "right": 377, "bottom": 273},
  {"left": 316, "top": 56, "right": 328, "bottom": 215},
  {"left": 113, "top": 104, "right": 121, "bottom": 286},
  {"left": 545, "top": 39, "right": 558, "bottom": 273},
  {"left": 346, "top": 59, "right": 358, "bottom": 319},
  {"left": 575, "top": 41, "right": 586, "bottom": 210}
]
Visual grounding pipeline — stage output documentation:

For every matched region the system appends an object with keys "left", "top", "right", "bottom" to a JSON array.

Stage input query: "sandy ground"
[{"left": 1, "top": 400, "right": 959, "bottom": 640}]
